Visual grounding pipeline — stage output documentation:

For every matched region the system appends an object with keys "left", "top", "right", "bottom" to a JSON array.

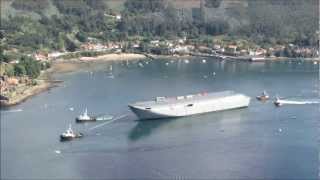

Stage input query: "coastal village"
[
  {"left": 1, "top": 0, "right": 320, "bottom": 179},
  {"left": 1, "top": 37, "right": 319, "bottom": 106},
  {"left": 6, "top": 37, "right": 319, "bottom": 62},
  {"left": 1, "top": 0, "right": 319, "bottom": 106}
]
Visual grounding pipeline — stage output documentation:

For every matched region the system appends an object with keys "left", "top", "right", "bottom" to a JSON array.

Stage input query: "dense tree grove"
[
  {"left": 119, "top": 0, "right": 232, "bottom": 38},
  {"left": 1, "top": 0, "right": 318, "bottom": 79},
  {"left": 118, "top": 0, "right": 317, "bottom": 47},
  {"left": 1, "top": 56, "right": 45, "bottom": 78},
  {"left": 204, "top": 0, "right": 223, "bottom": 8},
  {"left": 19, "top": 56, "right": 41, "bottom": 78},
  {"left": 0, "top": 45, "right": 9, "bottom": 63},
  {"left": 2, "top": 0, "right": 319, "bottom": 53},
  {"left": 2, "top": 0, "right": 116, "bottom": 53},
  {"left": 124, "top": 0, "right": 165, "bottom": 14},
  {"left": 244, "top": 0, "right": 319, "bottom": 46},
  {"left": 11, "top": 0, "right": 50, "bottom": 12}
]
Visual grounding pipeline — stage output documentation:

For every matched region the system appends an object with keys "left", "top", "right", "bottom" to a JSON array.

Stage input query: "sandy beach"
[
  {"left": 49, "top": 62, "right": 87, "bottom": 73},
  {"left": 50, "top": 53, "right": 148, "bottom": 73},
  {"left": 78, "top": 53, "right": 147, "bottom": 62}
]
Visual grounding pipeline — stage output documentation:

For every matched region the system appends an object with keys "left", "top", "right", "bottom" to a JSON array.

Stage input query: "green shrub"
[{"left": 14, "top": 64, "right": 27, "bottom": 76}]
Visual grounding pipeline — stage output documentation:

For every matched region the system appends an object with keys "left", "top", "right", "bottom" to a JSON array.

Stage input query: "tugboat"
[
  {"left": 256, "top": 90, "right": 269, "bottom": 101},
  {"left": 76, "top": 108, "right": 95, "bottom": 123},
  {"left": 274, "top": 97, "right": 283, "bottom": 107},
  {"left": 60, "top": 124, "right": 83, "bottom": 141}
]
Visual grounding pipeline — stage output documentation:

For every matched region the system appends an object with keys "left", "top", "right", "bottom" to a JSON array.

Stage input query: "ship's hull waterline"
[{"left": 129, "top": 91, "right": 251, "bottom": 120}]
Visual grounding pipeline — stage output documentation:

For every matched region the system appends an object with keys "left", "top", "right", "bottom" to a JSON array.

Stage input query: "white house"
[
  {"left": 213, "top": 44, "right": 221, "bottom": 50},
  {"left": 249, "top": 48, "right": 267, "bottom": 56},
  {"left": 48, "top": 52, "right": 65, "bottom": 58},
  {"left": 170, "top": 45, "right": 191, "bottom": 54},
  {"left": 116, "top": 15, "right": 122, "bottom": 20}
]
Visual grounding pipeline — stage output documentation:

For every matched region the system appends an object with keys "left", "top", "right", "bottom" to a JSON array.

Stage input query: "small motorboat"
[
  {"left": 256, "top": 91, "right": 269, "bottom": 101},
  {"left": 76, "top": 108, "right": 95, "bottom": 123},
  {"left": 274, "top": 97, "right": 283, "bottom": 107},
  {"left": 60, "top": 124, "right": 83, "bottom": 141}
]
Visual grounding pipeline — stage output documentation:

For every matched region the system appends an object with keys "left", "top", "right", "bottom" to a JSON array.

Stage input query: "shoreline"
[
  {"left": 189, "top": 52, "right": 320, "bottom": 62},
  {"left": 56, "top": 53, "right": 148, "bottom": 63},
  {"left": 56, "top": 52, "right": 320, "bottom": 63},
  {"left": 1, "top": 52, "right": 319, "bottom": 108},
  {"left": 0, "top": 53, "right": 147, "bottom": 108},
  {"left": 0, "top": 81, "right": 58, "bottom": 108}
]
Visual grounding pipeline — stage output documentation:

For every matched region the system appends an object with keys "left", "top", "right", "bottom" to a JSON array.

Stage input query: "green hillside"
[{"left": 1, "top": 0, "right": 318, "bottom": 53}]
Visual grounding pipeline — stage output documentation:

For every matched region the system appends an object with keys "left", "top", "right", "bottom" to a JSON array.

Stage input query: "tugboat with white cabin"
[
  {"left": 76, "top": 108, "right": 95, "bottom": 123},
  {"left": 60, "top": 124, "right": 83, "bottom": 141}
]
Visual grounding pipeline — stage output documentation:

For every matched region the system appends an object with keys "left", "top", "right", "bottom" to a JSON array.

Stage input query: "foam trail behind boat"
[
  {"left": 1, "top": 109, "right": 23, "bottom": 113},
  {"left": 277, "top": 99, "right": 320, "bottom": 105},
  {"left": 89, "top": 114, "right": 127, "bottom": 131}
]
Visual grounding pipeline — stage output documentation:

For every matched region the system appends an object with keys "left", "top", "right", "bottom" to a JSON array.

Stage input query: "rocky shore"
[{"left": 0, "top": 81, "right": 55, "bottom": 107}]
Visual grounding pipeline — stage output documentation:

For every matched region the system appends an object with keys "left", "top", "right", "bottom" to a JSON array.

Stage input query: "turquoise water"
[{"left": 1, "top": 58, "right": 319, "bottom": 179}]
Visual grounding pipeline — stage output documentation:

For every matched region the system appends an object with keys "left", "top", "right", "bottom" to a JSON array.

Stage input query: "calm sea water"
[{"left": 1, "top": 58, "right": 319, "bottom": 179}]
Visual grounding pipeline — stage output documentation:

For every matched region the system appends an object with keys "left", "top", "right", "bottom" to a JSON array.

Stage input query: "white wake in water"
[
  {"left": 1, "top": 109, "right": 23, "bottom": 113},
  {"left": 89, "top": 114, "right": 127, "bottom": 131},
  {"left": 277, "top": 100, "right": 320, "bottom": 105}
]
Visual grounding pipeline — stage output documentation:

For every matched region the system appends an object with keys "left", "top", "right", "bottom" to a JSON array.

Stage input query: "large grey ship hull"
[{"left": 129, "top": 91, "right": 251, "bottom": 120}]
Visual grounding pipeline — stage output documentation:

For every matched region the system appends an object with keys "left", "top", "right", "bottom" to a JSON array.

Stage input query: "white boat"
[
  {"left": 250, "top": 57, "right": 266, "bottom": 61},
  {"left": 129, "top": 91, "right": 251, "bottom": 120},
  {"left": 256, "top": 90, "right": 269, "bottom": 101},
  {"left": 76, "top": 108, "right": 94, "bottom": 122},
  {"left": 60, "top": 124, "right": 83, "bottom": 141},
  {"left": 274, "top": 97, "right": 283, "bottom": 107}
]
